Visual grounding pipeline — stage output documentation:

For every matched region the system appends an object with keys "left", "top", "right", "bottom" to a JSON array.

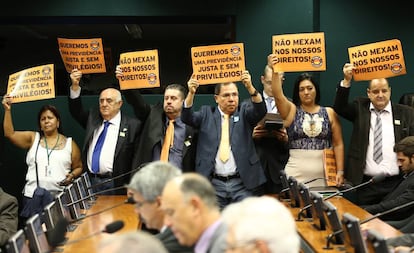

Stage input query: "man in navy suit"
[
  {"left": 182, "top": 70, "right": 266, "bottom": 208},
  {"left": 69, "top": 69, "right": 142, "bottom": 194}
]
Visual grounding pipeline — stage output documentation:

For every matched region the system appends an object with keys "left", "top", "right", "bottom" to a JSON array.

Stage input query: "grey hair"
[
  {"left": 98, "top": 231, "right": 168, "bottom": 253},
  {"left": 127, "top": 161, "right": 182, "bottom": 201},
  {"left": 179, "top": 173, "right": 218, "bottom": 209},
  {"left": 222, "top": 196, "right": 300, "bottom": 253},
  {"left": 113, "top": 88, "right": 122, "bottom": 102}
]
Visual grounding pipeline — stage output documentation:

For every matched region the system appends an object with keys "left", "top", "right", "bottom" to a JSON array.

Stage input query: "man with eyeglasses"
[
  {"left": 69, "top": 68, "right": 142, "bottom": 194},
  {"left": 253, "top": 65, "right": 289, "bottom": 195},
  {"left": 126, "top": 161, "right": 193, "bottom": 253},
  {"left": 183, "top": 70, "right": 266, "bottom": 209},
  {"left": 222, "top": 196, "right": 299, "bottom": 253}
]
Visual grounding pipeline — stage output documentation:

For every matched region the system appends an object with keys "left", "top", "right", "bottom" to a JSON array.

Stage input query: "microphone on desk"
[
  {"left": 302, "top": 177, "right": 331, "bottom": 184},
  {"left": 324, "top": 198, "right": 414, "bottom": 249},
  {"left": 324, "top": 173, "right": 386, "bottom": 200},
  {"left": 87, "top": 163, "right": 148, "bottom": 190},
  {"left": 280, "top": 177, "right": 332, "bottom": 196},
  {"left": 67, "top": 185, "right": 128, "bottom": 207},
  {"left": 297, "top": 174, "right": 386, "bottom": 221},
  {"left": 360, "top": 199, "right": 414, "bottom": 224},
  {"left": 282, "top": 176, "right": 346, "bottom": 193},
  {"left": 69, "top": 197, "right": 135, "bottom": 223},
  {"left": 49, "top": 220, "right": 125, "bottom": 248},
  {"left": 48, "top": 197, "right": 134, "bottom": 247}
]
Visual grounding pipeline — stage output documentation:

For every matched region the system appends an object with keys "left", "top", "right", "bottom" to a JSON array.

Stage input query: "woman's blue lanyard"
[{"left": 44, "top": 134, "right": 60, "bottom": 166}]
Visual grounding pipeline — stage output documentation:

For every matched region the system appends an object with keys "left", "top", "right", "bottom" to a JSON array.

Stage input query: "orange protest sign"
[
  {"left": 272, "top": 32, "right": 326, "bottom": 72},
  {"left": 191, "top": 43, "right": 245, "bottom": 85},
  {"left": 7, "top": 64, "right": 55, "bottom": 103},
  {"left": 348, "top": 39, "right": 406, "bottom": 81},
  {"left": 58, "top": 38, "right": 106, "bottom": 74},
  {"left": 118, "top": 50, "right": 160, "bottom": 90}
]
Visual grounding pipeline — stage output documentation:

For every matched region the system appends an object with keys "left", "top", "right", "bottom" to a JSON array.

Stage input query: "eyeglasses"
[
  {"left": 218, "top": 92, "right": 239, "bottom": 99},
  {"left": 134, "top": 199, "right": 154, "bottom": 208}
]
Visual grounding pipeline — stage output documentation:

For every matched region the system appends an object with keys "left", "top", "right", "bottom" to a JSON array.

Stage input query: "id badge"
[{"left": 45, "top": 165, "right": 52, "bottom": 177}]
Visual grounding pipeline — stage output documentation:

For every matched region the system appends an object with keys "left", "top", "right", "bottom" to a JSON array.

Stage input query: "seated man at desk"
[
  {"left": 126, "top": 161, "right": 193, "bottom": 253},
  {"left": 363, "top": 136, "right": 414, "bottom": 229}
]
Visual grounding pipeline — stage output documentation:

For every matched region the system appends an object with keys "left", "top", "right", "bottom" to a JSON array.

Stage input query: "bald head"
[
  {"left": 161, "top": 173, "right": 220, "bottom": 246},
  {"left": 367, "top": 78, "right": 391, "bottom": 111},
  {"left": 99, "top": 88, "right": 123, "bottom": 120}
]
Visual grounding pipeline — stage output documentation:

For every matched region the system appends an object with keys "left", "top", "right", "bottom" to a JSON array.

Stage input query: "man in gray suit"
[
  {"left": 126, "top": 161, "right": 193, "bottom": 253},
  {"left": 183, "top": 71, "right": 266, "bottom": 208},
  {"left": 161, "top": 173, "right": 226, "bottom": 253}
]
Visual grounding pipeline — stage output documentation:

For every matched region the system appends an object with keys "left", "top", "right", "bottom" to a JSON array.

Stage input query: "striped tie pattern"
[
  {"left": 266, "top": 97, "right": 273, "bottom": 112},
  {"left": 373, "top": 110, "right": 383, "bottom": 164}
]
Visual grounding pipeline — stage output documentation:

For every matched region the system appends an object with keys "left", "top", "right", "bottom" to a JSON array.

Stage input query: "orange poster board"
[
  {"left": 118, "top": 50, "right": 160, "bottom": 90},
  {"left": 272, "top": 32, "right": 326, "bottom": 72},
  {"left": 191, "top": 43, "right": 245, "bottom": 85},
  {"left": 348, "top": 39, "right": 406, "bottom": 81},
  {"left": 58, "top": 38, "right": 106, "bottom": 74},
  {"left": 323, "top": 149, "right": 337, "bottom": 187},
  {"left": 7, "top": 64, "right": 55, "bottom": 103}
]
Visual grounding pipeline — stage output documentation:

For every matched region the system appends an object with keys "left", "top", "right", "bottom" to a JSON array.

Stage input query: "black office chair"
[{"left": 399, "top": 93, "right": 414, "bottom": 107}]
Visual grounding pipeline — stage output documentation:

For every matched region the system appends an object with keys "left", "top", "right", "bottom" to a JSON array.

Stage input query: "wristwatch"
[{"left": 250, "top": 90, "right": 259, "bottom": 97}]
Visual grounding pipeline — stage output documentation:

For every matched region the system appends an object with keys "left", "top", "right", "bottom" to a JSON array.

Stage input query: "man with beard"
[{"left": 116, "top": 65, "right": 197, "bottom": 172}]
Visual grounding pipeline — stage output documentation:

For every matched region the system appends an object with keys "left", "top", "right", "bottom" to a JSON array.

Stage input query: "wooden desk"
[
  {"left": 289, "top": 196, "right": 401, "bottom": 253},
  {"left": 60, "top": 195, "right": 139, "bottom": 253}
]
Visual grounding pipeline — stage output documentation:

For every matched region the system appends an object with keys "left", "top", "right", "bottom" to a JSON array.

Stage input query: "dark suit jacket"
[
  {"left": 0, "top": 187, "right": 18, "bottom": 247},
  {"left": 387, "top": 233, "right": 414, "bottom": 247},
  {"left": 333, "top": 85, "right": 414, "bottom": 185},
  {"left": 123, "top": 90, "right": 197, "bottom": 172},
  {"left": 364, "top": 172, "right": 414, "bottom": 221},
  {"left": 68, "top": 96, "right": 142, "bottom": 193},
  {"left": 155, "top": 227, "right": 194, "bottom": 253},
  {"left": 181, "top": 101, "right": 267, "bottom": 190},
  {"left": 254, "top": 136, "right": 289, "bottom": 192}
]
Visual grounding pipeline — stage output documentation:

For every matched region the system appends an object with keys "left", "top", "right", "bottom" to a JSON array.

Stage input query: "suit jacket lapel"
[
  {"left": 114, "top": 113, "right": 126, "bottom": 159},
  {"left": 85, "top": 114, "right": 104, "bottom": 152},
  {"left": 214, "top": 108, "right": 221, "bottom": 141},
  {"left": 392, "top": 104, "right": 402, "bottom": 141},
  {"left": 229, "top": 109, "right": 240, "bottom": 138},
  {"left": 182, "top": 125, "right": 194, "bottom": 156}
]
